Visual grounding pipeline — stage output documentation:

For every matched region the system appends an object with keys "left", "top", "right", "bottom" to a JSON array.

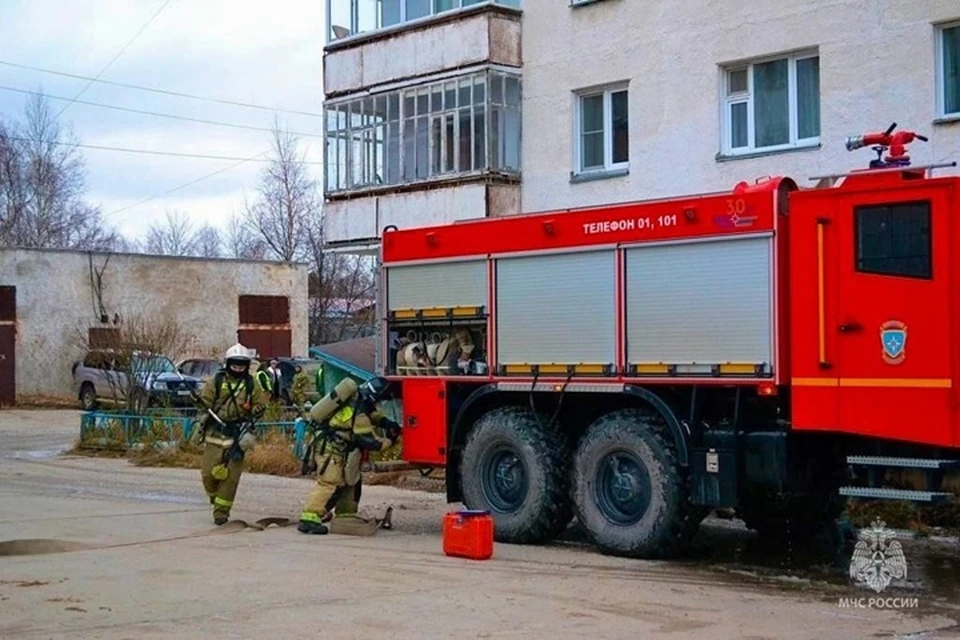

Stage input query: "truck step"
[
  {"left": 846, "top": 456, "right": 960, "bottom": 470},
  {"left": 838, "top": 486, "right": 954, "bottom": 503}
]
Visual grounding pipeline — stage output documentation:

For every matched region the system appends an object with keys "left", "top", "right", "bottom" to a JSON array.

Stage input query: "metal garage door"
[
  {"left": 625, "top": 235, "right": 772, "bottom": 368},
  {"left": 238, "top": 295, "right": 292, "bottom": 358},
  {"left": 386, "top": 260, "right": 487, "bottom": 311},
  {"left": 496, "top": 250, "right": 615, "bottom": 365},
  {"left": 0, "top": 286, "right": 14, "bottom": 406}
]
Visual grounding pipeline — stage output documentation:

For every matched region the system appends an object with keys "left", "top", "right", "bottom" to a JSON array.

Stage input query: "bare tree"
[
  {"left": 304, "top": 214, "right": 376, "bottom": 344},
  {"left": 145, "top": 209, "right": 197, "bottom": 256},
  {"left": 73, "top": 311, "right": 197, "bottom": 414},
  {"left": 241, "top": 120, "right": 316, "bottom": 262},
  {"left": 0, "top": 91, "right": 121, "bottom": 251},
  {"left": 193, "top": 224, "right": 222, "bottom": 258},
  {"left": 239, "top": 122, "right": 376, "bottom": 344},
  {"left": 114, "top": 235, "right": 142, "bottom": 254},
  {"left": 225, "top": 212, "right": 266, "bottom": 259}
]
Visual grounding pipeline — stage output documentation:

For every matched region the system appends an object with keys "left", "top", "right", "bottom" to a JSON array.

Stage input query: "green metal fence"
[{"left": 78, "top": 411, "right": 309, "bottom": 457}]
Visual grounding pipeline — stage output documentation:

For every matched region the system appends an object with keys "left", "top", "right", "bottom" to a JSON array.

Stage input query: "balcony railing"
[
  {"left": 325, "top": 69, "right": 521, "bottom": 194},
  {"left": 326, "top": 0, "right": 521, "bottom": 43}
]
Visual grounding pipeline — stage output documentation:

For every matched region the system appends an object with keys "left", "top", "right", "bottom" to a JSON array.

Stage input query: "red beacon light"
[{"left": 845, "top": 122, "right": 928, "bottom": 169}]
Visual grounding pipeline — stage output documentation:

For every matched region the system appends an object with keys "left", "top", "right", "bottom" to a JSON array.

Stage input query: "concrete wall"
[
  {"left": 0, "top": 249, "right": 309, "bottom": 403},
  {"left": 324, "top": 8, "right": 521, "bottom": 96},
  {"left": 324, "top": 182, "right": 520, "bottom": 243},
  {"left": 520, "top": 0, "right": 960, "bottom": 213}
]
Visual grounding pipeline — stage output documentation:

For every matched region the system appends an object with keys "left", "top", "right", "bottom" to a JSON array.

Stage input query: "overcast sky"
[{"left": 0, "top": 0, "right": 325, "bottom": 242}]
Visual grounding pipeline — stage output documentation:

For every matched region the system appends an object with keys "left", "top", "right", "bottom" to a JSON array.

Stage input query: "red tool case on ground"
[{"left": 443, "top": 510, "right": 493, "bottom": 560}]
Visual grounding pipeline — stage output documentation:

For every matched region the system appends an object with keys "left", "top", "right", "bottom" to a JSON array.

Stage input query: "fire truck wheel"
[
  {"left": 460, "top": 406, "right": 572, "bottom": 545},
  {"left": 571, "top": 407, "right": 694, "bottom": 559}
]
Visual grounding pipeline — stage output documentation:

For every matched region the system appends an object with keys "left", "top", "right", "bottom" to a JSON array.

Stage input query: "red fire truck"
[{"left": 378, "top": 124, "right": 959, "bottom": 559}]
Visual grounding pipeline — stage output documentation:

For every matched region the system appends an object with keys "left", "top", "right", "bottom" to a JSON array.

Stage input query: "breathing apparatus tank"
[{"left": 308, "top": 377, "right": 359, "bottom": 424}]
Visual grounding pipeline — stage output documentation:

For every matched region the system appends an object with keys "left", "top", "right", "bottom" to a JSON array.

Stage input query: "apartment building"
[
  {"left": 321, "top": 0, "right": 522, "bottom": 254},
  {"left": 522, "top": 1, "right": 960, "bottom": 212},
  {"left": 321, "top": 1, "right": 960, "bottom": 253}
]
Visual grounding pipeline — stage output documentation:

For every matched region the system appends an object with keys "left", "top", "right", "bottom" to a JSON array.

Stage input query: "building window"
[
  {"left": 574, "top": 86, "right": 628, "bottom": 175},
  {"left": 937, "top": 22, "right": 960, "bottom": 118},
  {"left": 326, "top": 0, "right": 521, "bottom": 42},
  {"left": 325, "top": 70, "right": 521, "bottom": 194},
  {"left": 721, "top": 51, "right": 820, "bottom": 156},
  {"left": 855, "top": 201, "right": 932, "bottom": 280}
]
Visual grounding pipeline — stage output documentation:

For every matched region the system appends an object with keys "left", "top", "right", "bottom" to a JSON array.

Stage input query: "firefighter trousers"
[
  {"left": 299, "top": 453, "right": 362, "bottom": 524},
  {"left": 201, "top": 443, "right": 243, "bottom": 519}
]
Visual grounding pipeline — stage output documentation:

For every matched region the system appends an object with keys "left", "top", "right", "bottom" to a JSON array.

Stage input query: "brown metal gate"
[
  {"left": 0, "top": 286, "right": 16, "bottom": 406},
  {"left": 238, "top": 295, "right": 291, "bottom": 359}
]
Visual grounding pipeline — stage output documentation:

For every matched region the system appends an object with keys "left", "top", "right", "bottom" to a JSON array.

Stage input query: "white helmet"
[{"left": 225, "top": 343, "right": 252, "bottom": 363}]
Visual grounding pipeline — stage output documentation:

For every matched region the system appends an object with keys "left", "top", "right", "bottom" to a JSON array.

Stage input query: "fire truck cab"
[{"left": 377, "top": 126, "right": 959, "bottom": 559}]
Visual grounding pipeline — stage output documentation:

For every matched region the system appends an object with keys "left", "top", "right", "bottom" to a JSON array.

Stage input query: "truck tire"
[
  {"left": 571, "top": 407, "right": 695, "bottom": 559},
  {"left": 460, "top": 406, "right": 572, "bottom": 545}
]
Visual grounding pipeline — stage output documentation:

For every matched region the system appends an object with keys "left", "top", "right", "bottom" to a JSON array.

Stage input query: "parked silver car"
[{"left": 71, "top": 349, "right": 202, "bottom": 412}]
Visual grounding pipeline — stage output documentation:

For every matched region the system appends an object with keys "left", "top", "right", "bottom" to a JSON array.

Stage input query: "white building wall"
[
  {"left": 325, "top": 9, "right": 521, "bottom": 95},
  {"left": 0, "top": 249, "right": 309, "bottom": 402},
  {"left": 321, "top": 4, "right": 523, "bottom": 251},
  {"left": 521, "top": 0, "right": 960, "bottom": 213},
  {"left": 325, "top": 183, "right": 520, "bottom": 242}
]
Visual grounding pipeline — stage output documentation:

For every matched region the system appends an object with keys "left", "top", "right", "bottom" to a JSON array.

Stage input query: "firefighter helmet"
[
  {"left": 359, "top": 376, "right": 391, "bottom": 403},
  {"left": 225, "top": 343, "right": 253, "bottom": 373}
]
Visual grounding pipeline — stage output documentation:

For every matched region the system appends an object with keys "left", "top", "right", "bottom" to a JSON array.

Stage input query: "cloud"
[{"left": 0, "top": 0, "right": 326, "bottom": 242}]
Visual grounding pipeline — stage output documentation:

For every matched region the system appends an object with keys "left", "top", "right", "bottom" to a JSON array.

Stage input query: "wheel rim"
[
  {"left": 594, "top": 449, "right": 651, "bottom": 526},
  {"left": 480, "top": 444, "right": 528, "bottom": 514}
]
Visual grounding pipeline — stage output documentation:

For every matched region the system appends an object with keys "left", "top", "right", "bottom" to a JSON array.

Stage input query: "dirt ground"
[{"left": 1, "top": 409, "right": 959, "bottom": 639}]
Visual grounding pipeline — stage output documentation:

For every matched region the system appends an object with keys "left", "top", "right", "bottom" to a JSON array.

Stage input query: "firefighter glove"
[
  {"left": 238, "top": 431, "right": 257, "bottom": 452},
  {"left": 381, "top": 419, "right": 402, "bottom": 445}
]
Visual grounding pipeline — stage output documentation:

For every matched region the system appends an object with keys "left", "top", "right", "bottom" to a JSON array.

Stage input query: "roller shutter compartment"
[
  {"left": 625, "top": 236, "right": 772, "bottom": 368},
  {"left": 496, "top": 250, "right": 616, "bottom": 366},
  {"left": 386, "top": 260, "right": 487, "bottom": 311}
]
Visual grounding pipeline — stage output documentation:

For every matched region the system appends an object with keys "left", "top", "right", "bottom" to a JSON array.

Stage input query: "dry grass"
[
  {"left": 70, "top": 428, "right": 439, "bottom": 490},
  {"left": 128, "top": 442, "right": 203, "bottom": 469},
  {"left": 841, "top": 469, "right": 960, "bottom": 533},
  {"left": 74, "top": 429, "right": 302, "bottom": 477},
  {"left": 844, "top": 500, "right": 960, "bottom": 534},
  {"left": 243, "top": 431, "right": 302, "bottom": 477}
]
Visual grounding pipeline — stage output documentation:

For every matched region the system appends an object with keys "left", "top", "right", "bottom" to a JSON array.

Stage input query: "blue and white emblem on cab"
[{"left": 880, "top": 320, "right": 907, "bottom": 365}]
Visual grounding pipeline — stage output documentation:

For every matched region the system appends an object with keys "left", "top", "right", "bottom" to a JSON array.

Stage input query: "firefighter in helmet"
[
  {"left": 297, "top": 376, "right": 401, "bottom": 534},
  {"left": 196, "top": 343, "right": 270, "bottom": 525}
]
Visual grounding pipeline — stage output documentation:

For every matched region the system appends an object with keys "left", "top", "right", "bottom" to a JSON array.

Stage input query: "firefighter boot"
[{"left": 297, "top": 512, "right": 329, "bottom": 535}]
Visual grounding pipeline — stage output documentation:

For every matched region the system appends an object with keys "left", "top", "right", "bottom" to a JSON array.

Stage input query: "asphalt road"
[{"left": 1, "top": 409, "right": 958, "bottom": 639}]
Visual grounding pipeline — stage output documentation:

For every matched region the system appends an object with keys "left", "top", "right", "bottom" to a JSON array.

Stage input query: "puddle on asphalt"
[
  {"left": 0, "top": 539, "right": 94, "bottom": 557},
  {"left": 0, "top": 518, "right": 297, "bottom": 558},
  {"left": 916, "top": 549, "right": 960, "bottom": 600},
  {"left": 557, "top": 517, "right": 960, "bottom": 599},
  {"left": 12, "top": 448, "right": 68, "bottom": 461}
]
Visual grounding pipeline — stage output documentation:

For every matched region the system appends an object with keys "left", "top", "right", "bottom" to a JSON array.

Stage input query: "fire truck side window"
[{"left": 854, "top": 201, "right": 932, "bottom": 280}]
